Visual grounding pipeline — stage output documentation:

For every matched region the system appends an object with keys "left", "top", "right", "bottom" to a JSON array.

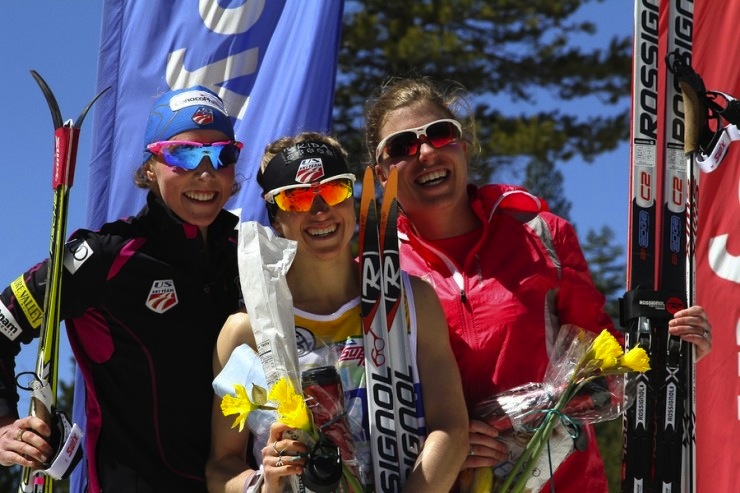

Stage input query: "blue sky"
[{"left": 0, "top": 1, "right": 631, "bottom": 413}]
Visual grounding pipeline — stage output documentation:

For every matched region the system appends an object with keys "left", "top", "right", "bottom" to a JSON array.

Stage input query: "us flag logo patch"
[
  {"left": 192, "top": 107, "right": 215, "bottom": 126},
  {"left": 146, "top": 280, "right": 179, "bottom": 314},
  {"left": 295, "top": 158, "right": 325, "bottom": 183}
]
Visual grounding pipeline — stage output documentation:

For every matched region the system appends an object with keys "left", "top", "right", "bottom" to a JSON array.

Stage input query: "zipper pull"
[{"left": 460, "top": 289, "right": 467, "bottom": 304}]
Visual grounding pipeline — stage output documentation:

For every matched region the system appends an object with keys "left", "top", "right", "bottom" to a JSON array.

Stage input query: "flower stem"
[{"left": 498, "top": 384, "right": 577, "bottom": 493}]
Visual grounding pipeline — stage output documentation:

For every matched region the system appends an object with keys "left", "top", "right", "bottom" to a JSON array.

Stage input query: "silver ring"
[
  {"left": 703, "top": 329, "right": 710, "bottom": 338},
  {"left": 272, "top": 442, "right": 283, "bottom": 456},
  {"left": 276, "top": 458, "right": 284, "bottom": 467},
  {"left": 468, "top": 447, "right": 474, "bottom": 456}
]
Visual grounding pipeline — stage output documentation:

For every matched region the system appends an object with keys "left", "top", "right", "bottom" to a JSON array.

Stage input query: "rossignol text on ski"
[
  {"left": 359, "top": 166, "right": 421, "bottom": 492},
  {"left": 621, "top": 2, "right": 718, "bottom": 492}
]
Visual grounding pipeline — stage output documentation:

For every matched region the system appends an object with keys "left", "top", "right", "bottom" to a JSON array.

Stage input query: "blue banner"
[
  {"left": 87, "top": 0, "right": 343, "bottom": 228},
  {"left": 73, "top": 1, "right": 343, "bottom": 490}
]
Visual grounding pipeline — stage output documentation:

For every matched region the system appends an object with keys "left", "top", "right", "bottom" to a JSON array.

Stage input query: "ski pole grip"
[{"left": 679, "top": 79, "right": 705, "bottom": 154}]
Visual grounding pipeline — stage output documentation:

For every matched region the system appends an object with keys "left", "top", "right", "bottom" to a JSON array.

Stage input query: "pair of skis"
[
  {"left": 622, "top": 1, "right": 697, "bottom": 492},
  {"left": 359, "top": 166, "right": 421, "bottom": 492},
  {"left": 18, "top": 73, "right": 106, "bottom": 493}
]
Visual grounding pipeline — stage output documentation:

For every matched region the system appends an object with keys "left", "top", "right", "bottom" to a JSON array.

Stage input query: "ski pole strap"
[
  {"left": 696, "top": 120, "right": 740, "bottom": 172},
  {"left": 693, "top": 89, "right": 740, "bottom": 173},
  {"left": 619, "top": 289, "right": 687, "bottom": 327},
  {"left": 667, "top": 52, "right": 740, "bottom": 172},
  {"left": 42, "top": 408, "right": 84, "bottom": 480}
]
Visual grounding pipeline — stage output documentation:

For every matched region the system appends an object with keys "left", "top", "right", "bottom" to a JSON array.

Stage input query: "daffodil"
[
  {"left": 221, "top": 383, "right": 272, "bottom": 432},
  {"left": 267, "top": 376, "right": 312, "bottom": 432},
  {"left": 492, "top": 326, "right": 651, "bottom": 493},
  {"left": 592, "top": 329, "right": 625, "bottom": 370},
  {"left": 620, "top": 345, "right": 651, "bottom": 373}
]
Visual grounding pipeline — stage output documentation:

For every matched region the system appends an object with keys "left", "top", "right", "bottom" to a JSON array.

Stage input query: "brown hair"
[{"left": 363, "top": 76, "right": 479, "bottom": 166}]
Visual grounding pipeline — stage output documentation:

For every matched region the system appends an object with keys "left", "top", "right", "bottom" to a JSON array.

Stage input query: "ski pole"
[{"left": 676, "top": 57, "right": 705, "bottom": 493}]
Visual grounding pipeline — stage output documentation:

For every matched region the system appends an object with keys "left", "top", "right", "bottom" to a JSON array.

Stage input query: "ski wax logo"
[
  {"left": 665, "top": 296, "right": 685, "bottom": 315},
  {"left": 295, "top": 158, "right": 325, "bottom": 184},
  {"left": 145, "top": 280, "right": 179, "bottom": 314},
  {"left": 192, "top": 107, "right": 215, "bottom": 126}
]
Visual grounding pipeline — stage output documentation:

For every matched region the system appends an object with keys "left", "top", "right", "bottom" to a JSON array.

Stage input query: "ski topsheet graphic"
[
  {"left": 359, "top": 166, "right": 421, "bottom": 492},
  {"left": 622, "top": 2, "right": 696, "bottom": 492}
]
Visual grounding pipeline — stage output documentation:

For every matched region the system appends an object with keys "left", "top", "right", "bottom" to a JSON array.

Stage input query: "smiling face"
[
  {"left": 375, "top": 102, "right": 470, "bottom": 221},
  {"left": 146, "top": 129, "right": 235, "bottom": 235},
  {"left": 271, "top": 193, "right": 356, "bottom": 262}
]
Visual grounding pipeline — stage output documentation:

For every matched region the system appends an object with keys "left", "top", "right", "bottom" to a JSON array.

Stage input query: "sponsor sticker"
[
  {"left": 169, "top": 90, "right": 227, "bottom": 114},
  {"left": 191, "top": 107, "right": 215, "bottom": 126},
  {"left": 295, "top": 158, "right": 325, "bottom": 183},
  {"left": 10, "top": 275, "right": 43, "bottom": 329},
  {"left": 64, "top": 239, "right": 93, "bottom": 274},
  {"left": 0, "top": 301, "right": 22, "bottom": 341},
  {"left": 295, "top": 326, "right": 316, "bottom": 357},
  {"left": 145, "top": 280, "right": 179, "bottom": 314}
]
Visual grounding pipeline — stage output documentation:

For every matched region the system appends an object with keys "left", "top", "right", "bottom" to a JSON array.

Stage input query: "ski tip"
[
  {"left": 358, "top": 166, "right": 376, "bottom": 248},
  {"left": 75, "top": 86, "right": 112, "bottom": 129},
  {"left": 362, "top": 165, "right": 375, "bottom": 187},
  {"left": 30, "top": 70, "right": 63, "bottom": 130},
  {"left": 385, "top": 166, "right": 398, "bottom": 199},
  {"left": 360, "top": 166, "right": 376, "bottom": 210}
]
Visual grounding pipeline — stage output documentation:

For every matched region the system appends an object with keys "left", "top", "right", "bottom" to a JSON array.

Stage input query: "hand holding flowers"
[{"left": 462, "top": 325, "right": 650, "bottom": 493}]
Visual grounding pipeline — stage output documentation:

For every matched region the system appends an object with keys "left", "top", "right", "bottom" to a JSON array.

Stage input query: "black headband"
[{"left": 260, "top": 140, "right": 350, "bottom": 194}]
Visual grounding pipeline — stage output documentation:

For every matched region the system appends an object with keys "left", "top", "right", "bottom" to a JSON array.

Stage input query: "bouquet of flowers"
[
  {"left": 219, "top": 222, "right": 363, "bottom": 493},
  {"left": 459, "top": 324, "right": 650, "bottom": 493},
  {"left": 221, "top": 371, "right": 364, "bottom": 492}
]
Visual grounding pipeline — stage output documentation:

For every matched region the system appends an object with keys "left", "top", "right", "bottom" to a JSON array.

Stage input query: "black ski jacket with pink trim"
[{"left": 0, "top": 192, "right": 241, "bottom": 492}]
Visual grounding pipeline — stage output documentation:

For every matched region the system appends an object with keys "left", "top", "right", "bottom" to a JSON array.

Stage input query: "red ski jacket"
[{"left": 397, "top": 183, "right": 615, "bottom": 493}]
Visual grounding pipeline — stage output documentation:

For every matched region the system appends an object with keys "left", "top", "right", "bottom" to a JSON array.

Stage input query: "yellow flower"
[
  {"left": 268, "top": 377, "right": 312, "bottom": 432},
  {"left": 620, "top": 346, "right": 651, "bottom": 373},
  {"left": 221, "top": 384, "right": 265, "bottom": 432},
  {"left": 591, "top": 329, "right": 623, "bottom": 370}
]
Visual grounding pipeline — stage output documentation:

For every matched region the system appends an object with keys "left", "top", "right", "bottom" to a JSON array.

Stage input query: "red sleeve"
[{"left": 548, "top": 215, "right": 623, "bottom": 344}]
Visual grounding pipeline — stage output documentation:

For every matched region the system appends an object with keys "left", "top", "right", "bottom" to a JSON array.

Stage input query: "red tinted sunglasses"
[{"left": 375, "top": 119, "right": 462, "bottom": 162}]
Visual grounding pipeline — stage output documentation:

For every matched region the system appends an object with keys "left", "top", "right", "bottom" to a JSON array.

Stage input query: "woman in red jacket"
[{"left": 363, "top": 76, "right": 713, "bottom": 492}]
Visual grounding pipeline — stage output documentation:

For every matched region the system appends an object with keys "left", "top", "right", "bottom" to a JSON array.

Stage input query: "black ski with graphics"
[
  {"left": 18, "top": 72, "right": 107, "bottom": 493},
  {"left": 621, "top": 2, "right": 696, "bottom": 492}
]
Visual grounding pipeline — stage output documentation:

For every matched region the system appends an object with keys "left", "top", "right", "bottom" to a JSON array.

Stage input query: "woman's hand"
[
  {"left": 669, "top": 305, "right": 712, "bottom": 361},
  {"left": 0, "top": 416, "right": 53, "bottom": 469},
  {"left": 261, "top": 422, "right": 309, "bottom": 493},
  {"left": 462, "top": 419, "right": 509, "bottom": 470}
]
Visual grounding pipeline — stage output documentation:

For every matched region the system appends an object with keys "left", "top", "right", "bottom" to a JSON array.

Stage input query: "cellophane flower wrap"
[
  {"left": 220, "top": 222, "right": 363, "bottom": 492},
  {"left": 459, "top": 324, "right": 650, "bottom": 493}
]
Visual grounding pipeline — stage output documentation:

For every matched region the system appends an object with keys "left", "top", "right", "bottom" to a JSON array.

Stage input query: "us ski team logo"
[
  {"left": 146, "top": 280, "right": 179, "bottom": 314},
  {"left": 295, "top": 158, "right": 325, "bottom": 183},
  {"left": 192, "top": 107, "right": 215, "bottom": 126}
]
